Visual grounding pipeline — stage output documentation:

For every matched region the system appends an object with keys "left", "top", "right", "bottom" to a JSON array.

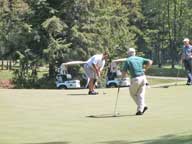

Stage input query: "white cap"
[
  {"left": 183, "top": 38, "right": 189, "bottom": 42},
  {"left": 127, "top": 48, "right": 136, "bottom": 54}
]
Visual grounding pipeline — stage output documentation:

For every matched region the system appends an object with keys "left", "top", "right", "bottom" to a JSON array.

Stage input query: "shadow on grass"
[
  {"left": 25, "top": 142, "right": 70, "bottom": 144},
  {"left": 67, "top": 93, "right": 88, "bottom": 96},
  {"left": 98, "top": 134, "right": 192, "bottom": 144},
  {"left": 86, "top": 114, "right": 134, "bottom": 118}
]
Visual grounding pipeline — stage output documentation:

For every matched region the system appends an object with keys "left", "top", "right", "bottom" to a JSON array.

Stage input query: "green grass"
[
  {"left": 0, "top": 69, "right": 48, "bottom": 81},
  {"left": 0, "top": 67, "right": 48, "bottom": 80},
  {"left": 147, "top": 78, "right": 185, "bottom": 85},
  {"left": 0, "top": 70, "right": 13, "bottom": 80},
  {"left": 0, "top": 86, "right": 192, "bottom": 144}
]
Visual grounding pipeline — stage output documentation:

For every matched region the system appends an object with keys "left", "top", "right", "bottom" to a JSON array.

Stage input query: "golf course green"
[{"left": 0, "top": 86, "right": 192, "bottom": 144}]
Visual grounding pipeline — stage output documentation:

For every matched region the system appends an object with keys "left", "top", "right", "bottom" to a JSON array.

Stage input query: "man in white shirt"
[{"left": 84, "top": 52, "right": 109, "bottom": 95}]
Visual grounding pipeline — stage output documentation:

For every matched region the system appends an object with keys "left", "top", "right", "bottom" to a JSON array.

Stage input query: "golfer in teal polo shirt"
[{"left": 121, "top": 48, "right": 153, "bottom": 115}]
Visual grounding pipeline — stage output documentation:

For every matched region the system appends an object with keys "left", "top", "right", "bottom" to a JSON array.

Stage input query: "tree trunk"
[
  {"left": 158, "top": 49, "right": 162, "bottom": 68},
  {"left": 49, "top": 62, "right": 55, "bottom": 78},
  {"left": 1, "top": 60, "right": 3, "bottom": 70},
  {"left": 167, "top": 0, "right": 175, "bottom": 68},
  {"left": 9, "top": 60, "right": 12, "bottom": 70},
  {"left": 173, "top": 0, "right": 177, "bottom": 64},
  {"left": 157, "top": 38, "right": 162, "bottom": 68},
  {"left": 8, "top": 0, "right": 13, "bottom": 11},
  {"left": 6, "top": 60, "right": 9, "bottom": 70}
]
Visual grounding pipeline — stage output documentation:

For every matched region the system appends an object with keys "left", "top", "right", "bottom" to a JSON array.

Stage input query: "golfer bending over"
[
  {"left": 84, "top": 52, "right": 109, "bottom": 95},
  {"left": 121, "top": 48, "right": 153, "bottom": 115}
]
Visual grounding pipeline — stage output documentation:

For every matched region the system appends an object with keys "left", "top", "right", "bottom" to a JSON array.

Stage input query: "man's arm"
[
  {"left": 143, "top": 60, "right": 153, "bottom": 72},
  {"left": 190, "top": 47, "right": 192, "bottom": 58},
  {"left": 92, "top": 63, "right": 100, "bottom": 77},
  {"left": 121, "top": 60, "right": 129, "bottom": 79}
]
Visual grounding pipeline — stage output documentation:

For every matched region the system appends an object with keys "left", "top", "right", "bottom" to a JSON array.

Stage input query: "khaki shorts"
[{"left": 84, "top": 64, "right": 97, "bottom": 79}]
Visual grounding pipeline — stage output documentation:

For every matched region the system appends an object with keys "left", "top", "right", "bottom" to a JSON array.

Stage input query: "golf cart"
[
  {"left": 106, "top": 58, "right": 130, "bottom": 88},
  {"left": 56, "top": 61, "right": 87, "bottom": 89}
]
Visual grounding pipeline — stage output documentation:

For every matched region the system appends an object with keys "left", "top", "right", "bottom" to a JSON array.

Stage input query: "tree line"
[{"left": 0, "top": 0, "right": 192, "bottom": 87}]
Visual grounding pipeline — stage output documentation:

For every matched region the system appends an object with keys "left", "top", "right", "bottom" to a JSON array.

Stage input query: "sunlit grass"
[
  {"left": 0, "top": 70, "right": 13, "bottom": 80},
  {"left": 0, "top": 87, "right": 192, "bottom": 144}
]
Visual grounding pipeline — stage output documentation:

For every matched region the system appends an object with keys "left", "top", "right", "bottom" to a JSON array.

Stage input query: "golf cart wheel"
[
  {"left": 58, "top": 85, "right": 67, "bottom": 89},
  {"left": 108, "top": 83, "right": 117, "bottom": 88}
]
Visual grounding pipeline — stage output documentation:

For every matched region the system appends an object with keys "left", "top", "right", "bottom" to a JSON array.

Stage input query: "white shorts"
[{"left": 84, "top": 64, "right": 97, "bottom": 79}]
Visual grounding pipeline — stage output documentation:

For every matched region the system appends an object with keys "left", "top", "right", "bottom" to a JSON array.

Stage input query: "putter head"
[
  {"left": 113, "top": 112, "right": 120, "bottom": 117},
  {"left": 103, "top": 92, "right": 107, "bottom": 95}
]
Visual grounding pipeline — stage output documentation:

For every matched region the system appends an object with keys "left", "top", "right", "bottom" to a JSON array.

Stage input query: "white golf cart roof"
[
  {"left": 59, "top": 61, "right": 86, "bottom": 75},
  {"left": 61, "top": 58, "right": 127, "bottom": 66},
  {"left": 112, "top": 58, "right": 126, "bottom": 63},
  {"left": 61, "top": 61, "right": 86, "bottom": 66}
]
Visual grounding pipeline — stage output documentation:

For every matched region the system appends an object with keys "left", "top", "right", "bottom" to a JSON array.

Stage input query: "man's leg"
[
  {"left": 129, "top": 78, "right": 140, "bottom": 108},
  {"left": 136, "top": 80, "right": 146, "bottom": 113},
  {"left": 187, "top": 73, "right": 192, "bottom": 83},
  {"left": 186, "top": 60, "right": 192, "bottom": 84},
  {"left": 85, "top": 77, "right": 90, "bottom": 88},
  {"left": 130, "top": 76, "right": 147, "bottom": 115},
  {"left": 183, "top": 60, "right": 192, "bottom": 85},
  {"left": 88, "top": 78, "right": 99, "bottom": 95},
  {"left": 88, "top": 78, "right": 94, "bottom": 92},
  {"left": 84, "top": 64, "right": 97, "bottom": 94},
  {"left": 187, "top": 76, "right": 190, "bottom": 83},
  {"left": 189, "top": 59, "right": 192, "bottom": 84},
  {"left": 93, "top": 79, "right": 97, "bottom": 87}
]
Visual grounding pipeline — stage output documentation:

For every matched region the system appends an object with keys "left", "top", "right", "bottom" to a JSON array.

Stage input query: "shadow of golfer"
[
  {"left": 97, "top": 134, "right": 192, "bottom": 144},
  {"left": 86, "top": 114, "right": 134, "bottom": 118},
  {"left": 67, "top": 93, "right": 88, "bottom": 96},
  {"left": 24, "top": 142, "right": 70, "bottom": 144}
]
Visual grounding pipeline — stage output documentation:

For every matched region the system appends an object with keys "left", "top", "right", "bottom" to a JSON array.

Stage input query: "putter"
[
  {"left": 113, "top": 85, "right": 121, "bottom": 117},
  {"left": 87, "top": 80, "right": 121, "bottom": 118}
]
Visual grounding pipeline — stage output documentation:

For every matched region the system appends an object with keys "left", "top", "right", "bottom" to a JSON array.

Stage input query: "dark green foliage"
[
  {"left": 12, "top": 50, "right": 38, "bottom": 88},
  {"left": 146, "top": 65, "right": 186, "bottom": 77}
]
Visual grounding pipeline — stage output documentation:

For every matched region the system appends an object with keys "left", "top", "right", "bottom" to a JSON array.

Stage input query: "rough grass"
[{"left": 0, "top": 86, "right": 192, "bottom": 144}]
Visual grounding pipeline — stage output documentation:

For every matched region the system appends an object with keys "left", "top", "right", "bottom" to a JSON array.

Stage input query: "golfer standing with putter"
[
  {"left": 181, "top": 38, "right": 192, "bottom": 85},
  {"left": 84, "top": 51, "right": 109, "bottom": 95},
  {"left": 121, "top": 48, "right": 153, "bottom": 115}
]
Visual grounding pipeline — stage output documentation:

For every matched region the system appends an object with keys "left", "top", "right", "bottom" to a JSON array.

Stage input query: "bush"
[
  {"left": 35, "top": 74, "right": 56, "bottom": 89},
  {"left": 146, "top": 65, "right": 186, "bottom": 77},
  {"left": 0, "top": 80, "right": 14, "bottom": 89}
]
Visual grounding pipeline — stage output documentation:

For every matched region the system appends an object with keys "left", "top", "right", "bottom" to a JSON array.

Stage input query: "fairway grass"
[{"left": 0, "top": 86, "right": 192, "bottom": 144}]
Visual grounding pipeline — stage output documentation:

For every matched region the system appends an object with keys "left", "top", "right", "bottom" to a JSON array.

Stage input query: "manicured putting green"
[{"left": 0, "top": 86, "right": 192, "bottom": 144}]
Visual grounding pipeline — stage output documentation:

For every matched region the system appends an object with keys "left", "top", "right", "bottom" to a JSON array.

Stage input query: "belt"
[{"left": 132, "top": 73, "right": 144, "bottom": 78}]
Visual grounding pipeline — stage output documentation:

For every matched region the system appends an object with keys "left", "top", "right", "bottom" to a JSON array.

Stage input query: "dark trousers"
[{"left": 183, "top": 59, "right": 192, "bottom": 83}]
